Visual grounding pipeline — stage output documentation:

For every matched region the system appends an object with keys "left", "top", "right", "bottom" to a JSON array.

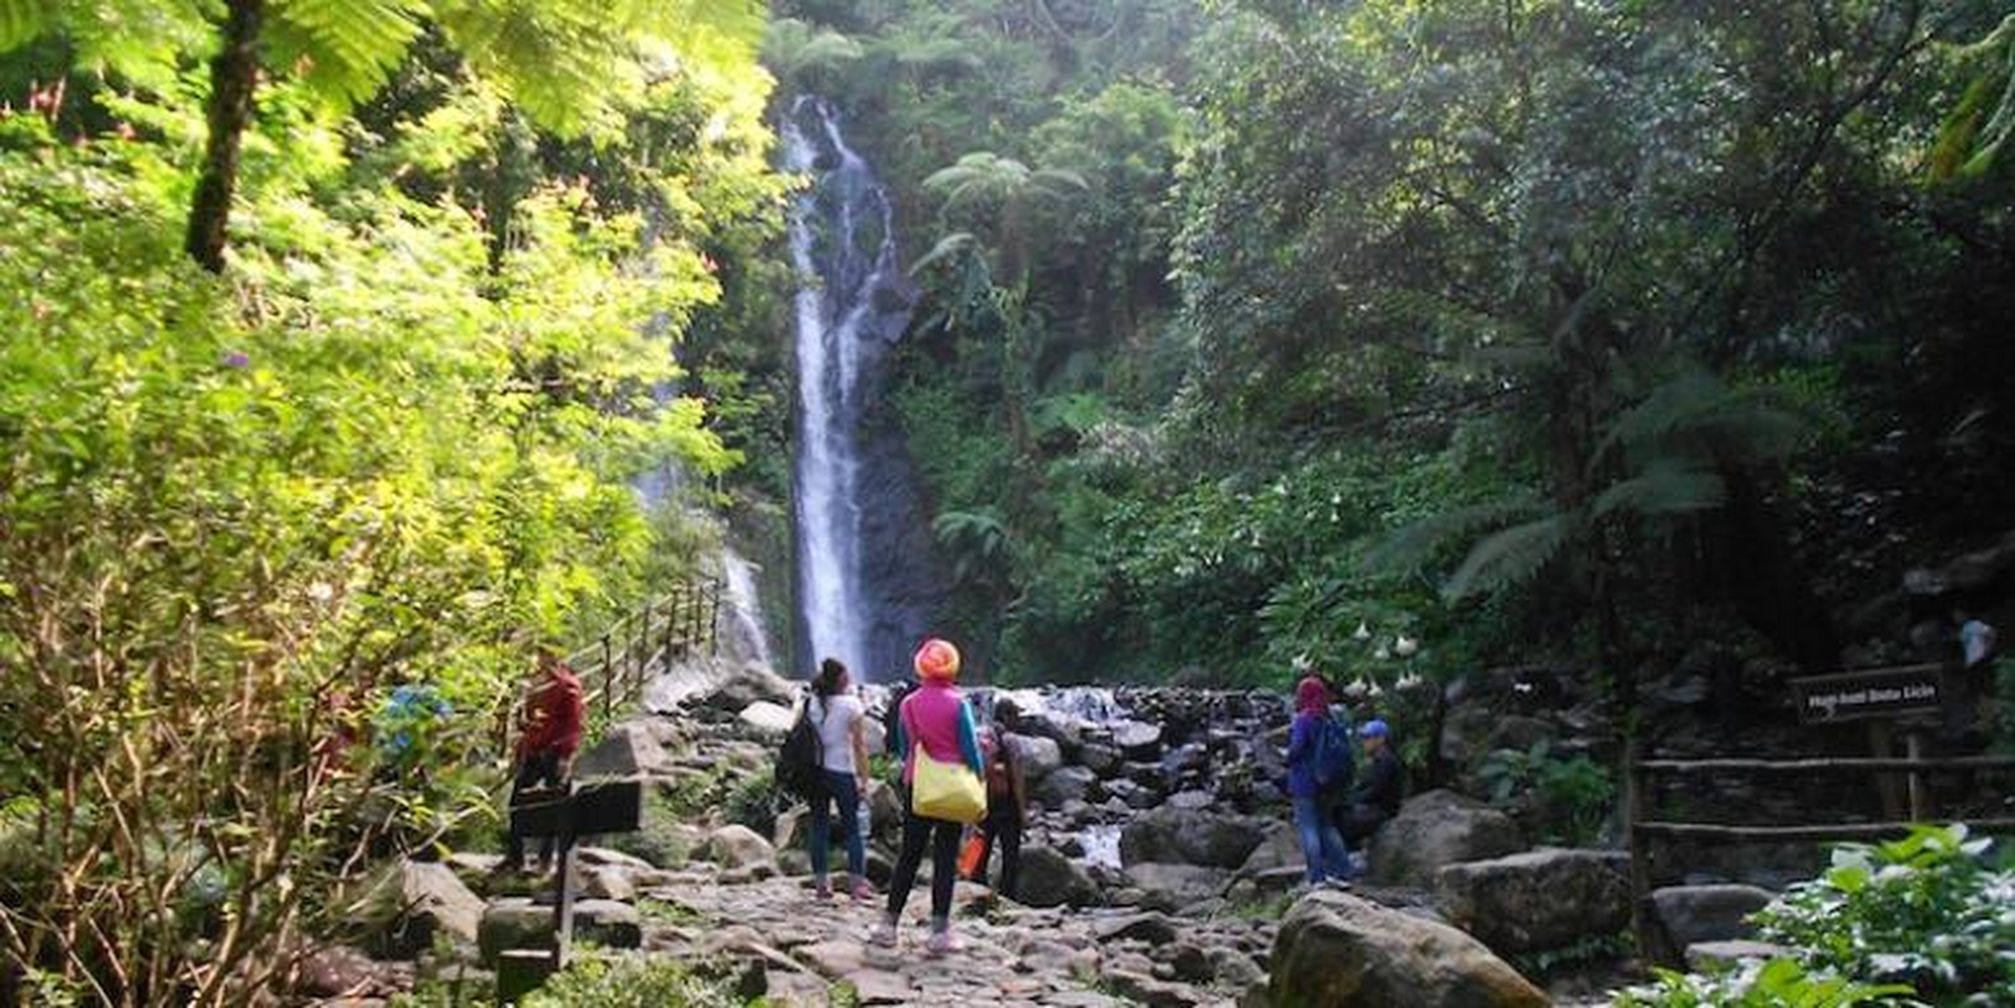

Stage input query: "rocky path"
[{"left": 626, "top": 861, "right": 1263, "bottom": 1007}]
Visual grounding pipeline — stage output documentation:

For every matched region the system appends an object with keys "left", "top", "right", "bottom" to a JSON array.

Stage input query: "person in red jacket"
[{"left": 501, "top": 646, "right": 585, "bottom": 873}]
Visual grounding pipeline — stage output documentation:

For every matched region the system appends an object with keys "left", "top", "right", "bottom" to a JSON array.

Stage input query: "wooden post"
[
  {"left": 1904, "top": 731, "right": 1930, "bottom": 822},
  {"left": 551, "top": 821, "right": 579, "bottom": 970},
  {"left": 1624, "top": 737, "right": 1651, "bottom": 956},
  {"left": 1869, "top": 721, "right": 1904, "bottom": 820},
  {"left": 600, "top": 633, "right": 613, "bottom": 722}
]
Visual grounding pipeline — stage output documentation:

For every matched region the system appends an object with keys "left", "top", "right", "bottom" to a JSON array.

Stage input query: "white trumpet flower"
[
  {"left": 1394, "top": 635, "right": 1419, "bottom": 658},
  {"left": 1353, "top": 622, "right": 1372, "bottom": 642}
]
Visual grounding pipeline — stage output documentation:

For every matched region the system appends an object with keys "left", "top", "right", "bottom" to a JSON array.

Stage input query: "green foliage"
[
  {"left": 1476, "top": 742, "right": 1616, "bottom": 847},
  {"left": 0, "top": 1, "right": 781, "bottom": 998},
  {"left": 1752, "top": 825, "right": 2015, "bottom": 1003},
  {"left": 1615, "top": 958, "right": 1916, "bottom": 1008}
]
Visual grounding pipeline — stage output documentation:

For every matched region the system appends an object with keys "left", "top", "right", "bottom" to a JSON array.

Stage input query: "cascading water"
[{"left": 782, "top": 97, "right": 930, "bottom": 680}]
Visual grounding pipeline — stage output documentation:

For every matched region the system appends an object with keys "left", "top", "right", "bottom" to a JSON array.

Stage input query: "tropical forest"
[{"left": 2, "top": 1, "right": 2014, "bottom": 1006}]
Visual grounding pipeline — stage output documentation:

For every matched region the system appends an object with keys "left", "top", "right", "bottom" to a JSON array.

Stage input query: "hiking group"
[
  {"left": 775, "top": 638, "right": 1408, "bottom": 956},
  {"left": 776, "top": 637, "right": 1019, "bottom": 956}
]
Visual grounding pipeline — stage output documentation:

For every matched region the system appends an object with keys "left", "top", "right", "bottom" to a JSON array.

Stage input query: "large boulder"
[
  {"left": 477, "top": 897, "right": 641, "bottom": 966},
  {"left": 1125, "top": 863, "right": 1232, "bottom": 908},
  {"left": 704, "top": 824, "right": 777, "bottom": 869},
  {"left": 1034, "top": 765, "right": 1098, "bottom": 807},
  {"left": 1238, "top": 823, "right": 1305, "bottom": 876},
  {"left": 342, "top": 859, "right": 485, "bottom": 958},
  {"left": 701, "top": 662, "right": 795, "bottom": 713},
  {"left": 1017, "top": 846, "right": 1100, "bottom": 908},
  {"left": 573, "top": 721, "right": 671, "bottom": 778},
  {"left": 1436, "top": 848, "right": 1631, "bottom": 955},
  {"left": 1008, "top": 732, "right": 1065, "bottom": 781},
  {"left": 1121, "top": 806, "right": 1267, "bottom": 869},
  {"left": 1648, "top": 884, "right": 1774, "bottom": 963},
  {"left": 738, "top": 700, "right": 796, "bottom": 737},
  {"left": 1367, "top": 790, "right": 1525, "bottom": 887},
  {"left": 1269, "top": 891, "right": 1547, "bottom": 1008}
]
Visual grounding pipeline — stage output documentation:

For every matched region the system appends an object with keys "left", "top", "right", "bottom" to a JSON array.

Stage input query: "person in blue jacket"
[{"left": 1286, "top": 675, "right": 1352, "bottom": 884}]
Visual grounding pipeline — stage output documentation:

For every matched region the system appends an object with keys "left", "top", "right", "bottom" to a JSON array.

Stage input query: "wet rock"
[
  {"left": 1237, "top": 823, "right": 1303, "bottom": 875},
  {"left": 1092, "top": 912, "right": 1178, "bottom": 945},
  {"left": 343, "top": 860, "right": 485, "bottom": 959},
  {"left": 573, "top": 721, "right": 671, "bottom": 778},
  {"left": 1016, "top": 846, "right": 1099, "bottom": 909},
  {"left": 1120, "top": 806, "right": 1267, "bottom": 869},
  {"left": 1078, "top": 743, "right": 1122, "bottom": 775},
  {"left": 1436, "top": 848, "right": 1631, "bottom": 955},
  {"left": 1112, "top": 721, "right": 1164, "bottom": 758},
  {"left": 296, "top": 944, "right": 415, "bottom": 998},
  {"left": 1366, "top": 790, "right": 1524, "bottom": 888},
  {"left": 1685, "top": 939, "right": 1794, "bottom": 971},
  {"left": 1270, "top": 890, "right": 1547, "bottom": 1008},
  {"left": 1649, "top": 884, "right": 1774, "bottom": 962},
  {"left": 700, "top": 662, "right": 795, "bottom": 713},
  {"left": 1034, "top": 766, "right": 1098, "bottom": 806},
  {"left": 1008, "top": 732, "right": 1065, "bottom": 780},
  {"left": 738, "top": 701, "right": 796, "bottom": 737},
  {"left": 705, "top": 824, "right": 777, "bottom": 869},
  {"left": 1125, "top": 863, "right": 1232, "bottom": 908}
]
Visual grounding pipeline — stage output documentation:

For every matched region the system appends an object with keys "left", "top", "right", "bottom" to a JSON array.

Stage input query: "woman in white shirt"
[{"left": 808, "top": 657, "right": 873, "bottom": 901}]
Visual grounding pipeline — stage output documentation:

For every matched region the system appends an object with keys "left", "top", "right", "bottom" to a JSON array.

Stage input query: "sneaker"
[
  {"left": 869, "top": 921, "right": 899, "bottom": 948},
  {"left": 924, "top": 930, "right": 963, "bottom": 958},
  {"left": 850, "top": 879, "right": 874, "bottom": 901},
  {"left": 814, "top": 881, "right": 833, "bottom": 901}
]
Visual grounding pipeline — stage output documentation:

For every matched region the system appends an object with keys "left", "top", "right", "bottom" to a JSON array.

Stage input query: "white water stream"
[{"left": 783, "top": 97, "right": 902, "bottom": 678}]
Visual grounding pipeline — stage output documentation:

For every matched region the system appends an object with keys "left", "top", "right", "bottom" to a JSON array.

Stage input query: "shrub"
[
  {"left": 1751, "top": 824, "right": 2015, "bottom": 1003},
  {"left": 1476, "top": 740, "right": 1616, "bottom": 846},
  {"left": 1614, "top": 957, "right": 1913, "bottom": 1008}
]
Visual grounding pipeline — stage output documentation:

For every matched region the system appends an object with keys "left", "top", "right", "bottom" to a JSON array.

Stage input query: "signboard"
[
  {"left": 510, "top": 779, "right": 643, "bottom": 837},
  {"left": 1791, "top": 664, "right": 1942, "bottom": 725}
]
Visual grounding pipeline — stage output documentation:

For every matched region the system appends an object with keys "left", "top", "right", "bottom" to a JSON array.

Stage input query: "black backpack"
[
  {"left": 882, "top": 681, "right": 917, "bottom": 758},
  {"left": 775, "top": 695, "right": 825, "bottom": 801}
]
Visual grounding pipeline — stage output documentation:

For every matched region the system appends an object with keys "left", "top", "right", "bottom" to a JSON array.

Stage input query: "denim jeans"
[
  {"left": 1292, "top": 794, "right": 1352, "bottom": 883},
  {"left": 807, "top": 769, "right": 866, "bottom": 880}
]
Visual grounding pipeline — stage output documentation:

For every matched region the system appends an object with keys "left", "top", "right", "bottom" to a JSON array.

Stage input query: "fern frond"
[
  {"left": 0, "top": 0, "right": 55, "bottom": 51},
  {"left": 909, "top": 231, "right": 978, "bottom": 275},
  {"left": 1591, "top": 458, "right": 1725, "bottom": 519},
  {"left": 1442, "top": 514, "right": 1573, "bottom": 601},
  {"left": 267, "top": 0, "right": 425, "bottom": 107},
  {"left": 1365, "top": 493, "right": 1545, "bottom": 575}
]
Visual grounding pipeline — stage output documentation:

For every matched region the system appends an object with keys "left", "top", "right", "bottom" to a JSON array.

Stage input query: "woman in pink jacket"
[{"left": 871, "top": 638, "right": 985, "bottom": 956}]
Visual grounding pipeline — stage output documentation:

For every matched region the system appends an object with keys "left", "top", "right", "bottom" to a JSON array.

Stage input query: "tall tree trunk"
[{"left": 186, "top": 0, "right": 265, "bottom": 273}]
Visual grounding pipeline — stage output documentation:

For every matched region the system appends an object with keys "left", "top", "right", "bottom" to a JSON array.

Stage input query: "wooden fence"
[
  {"left": 1623, "top": 743, "right": 2015, "bottom": 950},
  {"left": 499, "top": 577, "right": 723, "bottom": 756}
]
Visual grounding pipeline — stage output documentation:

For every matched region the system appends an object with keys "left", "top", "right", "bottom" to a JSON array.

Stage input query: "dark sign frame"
[{"left": 1790, "top": 664, "right": 1942, "bottom": 725}]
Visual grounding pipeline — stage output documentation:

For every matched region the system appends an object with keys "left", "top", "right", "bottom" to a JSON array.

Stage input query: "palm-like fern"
[
  {"left": 1, "top": 0, "right": 763, "bottom": 269},
  {"left": 933, "top": 509, "right": 1011, "bottom": 589},
  {"left": 1384, "top": 366, "right": 1806, "bottom": 601}
]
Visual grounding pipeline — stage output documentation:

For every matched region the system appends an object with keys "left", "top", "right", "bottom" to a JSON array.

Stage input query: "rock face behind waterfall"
[{"left": 783, "top": 96, "right": 943, "bottom": 682}]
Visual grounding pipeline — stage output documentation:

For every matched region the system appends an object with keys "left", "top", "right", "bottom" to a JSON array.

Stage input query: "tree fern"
[
  {"left": 1442, "top": 514, "right": 1573, "bottom": 602},
  {"left": 1366, "top": 493, "right": 1546, "bottom": 575},
  {"left": 266, "top": 0, "right": 425, "bottom": 108},
  {"left": 1590, "top": 458, "right": 1726, "bottom": 519}
]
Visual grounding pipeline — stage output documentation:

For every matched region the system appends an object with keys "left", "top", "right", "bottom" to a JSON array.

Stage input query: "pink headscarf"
[{"left": 1294, "top": 675, "right": 1330, "bottom": 716}]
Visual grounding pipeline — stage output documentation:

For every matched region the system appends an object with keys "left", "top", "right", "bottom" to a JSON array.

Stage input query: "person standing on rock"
[
  {"left": 807, "top": 657, "right": 874, "bottom": 902},
  {"left": 1340, "top": 719, "right": 1402, "bottom": 853},
  {"left": 1286, "top": 676, "right": 1353, "bottom": 885},
  {"left": 973, "top": 698, "right": 1029, "bottom": 901},
  {"left": 500, "top": 646, "right": 585, "bottom": 874},
  {"left": 874, "top": 638, "right": 985, "bottom": 956}
]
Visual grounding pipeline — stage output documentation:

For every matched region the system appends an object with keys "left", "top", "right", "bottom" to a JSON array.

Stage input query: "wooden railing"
[
  {"left": 500, "top": 577, "right": 724, "bottom": 756},
  {"left": 1623, "top": 742, "right": 2015, "bottom": 952},
  {"left": 570, "top": 577, "right": 724, "bottom": 728}
]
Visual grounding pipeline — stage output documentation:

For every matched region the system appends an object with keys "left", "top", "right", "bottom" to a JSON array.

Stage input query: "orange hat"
[{"left": 914, "top": 638, "right": 961, "bottom": 682}]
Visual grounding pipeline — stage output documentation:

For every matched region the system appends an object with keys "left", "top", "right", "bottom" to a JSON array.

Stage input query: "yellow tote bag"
[{"left": 912, "top": 747, "right": 987, "bottom": 824}]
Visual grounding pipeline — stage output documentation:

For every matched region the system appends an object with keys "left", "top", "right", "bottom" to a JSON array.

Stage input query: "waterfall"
[
  {"left": 720, "top": 548, "right": 776, "bottom": 671},
  {"left": 782, "top": 97, "right": 920, "bottom": 680}
]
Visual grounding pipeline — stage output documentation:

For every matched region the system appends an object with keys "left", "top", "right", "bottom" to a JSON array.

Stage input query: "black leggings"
[
  {"left": 886, "top": 810, "right": 962, "bottom": 923},
  {"left": 977, "top": 808, "right": 1022, "bottom": 900}
]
